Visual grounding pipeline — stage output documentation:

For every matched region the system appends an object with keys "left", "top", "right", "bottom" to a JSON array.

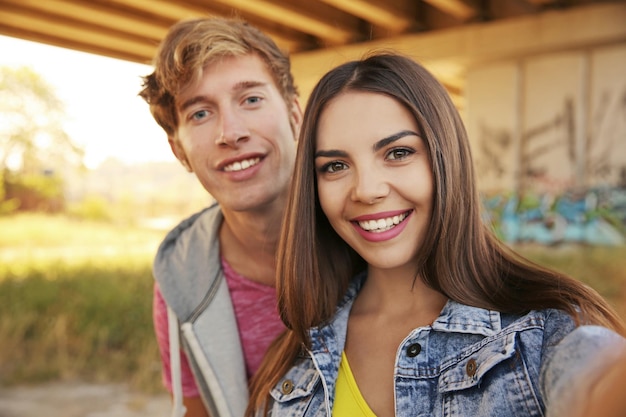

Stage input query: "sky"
[{"left": 0, "top": 35, "right": 175, "bottom": 169}]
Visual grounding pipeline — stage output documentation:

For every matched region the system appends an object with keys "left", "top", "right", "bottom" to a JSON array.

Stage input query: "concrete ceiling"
[
  {"left": 1, "top": 0, "right": 619, "bottom": 64},
  {"left": 1, "top": 0, "right": 625, "bottom": 106}
]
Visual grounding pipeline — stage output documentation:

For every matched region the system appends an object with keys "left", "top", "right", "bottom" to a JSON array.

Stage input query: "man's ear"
[
  {"left": 168, "top": 137, "right": 192, "bottom": 172},
  {"left": 290, "top": 97, "right": 304, "bottom": 141}
]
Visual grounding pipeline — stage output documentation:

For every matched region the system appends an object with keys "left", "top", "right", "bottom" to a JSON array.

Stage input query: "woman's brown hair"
[{"left": 246, "top": 52, "right": 625, "bottom": 416}]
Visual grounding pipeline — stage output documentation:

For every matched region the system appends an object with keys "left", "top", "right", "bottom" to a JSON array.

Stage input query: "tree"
[{"left": 0, "top": 66, "right": 84, "bottom": 212}]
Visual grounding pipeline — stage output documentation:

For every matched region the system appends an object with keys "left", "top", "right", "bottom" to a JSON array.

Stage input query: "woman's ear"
[{"left": 168, "top": 136, "right": 192, "bottom": 172}]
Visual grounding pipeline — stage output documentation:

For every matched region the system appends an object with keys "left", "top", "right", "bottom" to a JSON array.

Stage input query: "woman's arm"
[
  {"left": 541, "top": 324, "right": 626, "bottom": 417},
  {"left": 579, "top": 350, "right": 626, "bottom": 417}
]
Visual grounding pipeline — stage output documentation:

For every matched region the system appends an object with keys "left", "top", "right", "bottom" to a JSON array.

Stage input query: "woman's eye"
[
  {"left": 322, "top": 161, "right": 347, "bottom": 173},
  {"left": 386, "top": 148, "right": 413, "bottom": 160}
]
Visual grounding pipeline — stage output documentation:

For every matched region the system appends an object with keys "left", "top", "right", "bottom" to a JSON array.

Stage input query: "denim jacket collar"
[
  {"left": 305, "top": 273, "right": 504, "bottom": 413},
  {"left": 309, "top": 272, "right": 503, "bottom": 347},
  {"left": 270, "top": 274, "right": 625, "bottom": 417},
  {"left": 433, "top": 300, "right": 502, "bottom": 336}
]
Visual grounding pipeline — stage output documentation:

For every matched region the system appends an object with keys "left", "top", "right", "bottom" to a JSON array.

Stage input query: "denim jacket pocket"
[
  {"left": 270, "top": 362, "right": 320, "bottom": 403},
  {"left": 269, "top": 361, "right": 326, "bottom": 417},
  {"left": 438, "top": 332, "right": 517, "bottom": 393}
]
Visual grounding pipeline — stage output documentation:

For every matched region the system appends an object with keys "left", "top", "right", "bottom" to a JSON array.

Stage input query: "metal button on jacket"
[
  {"left": 466, "top": 358, "right": 478, "bottom": 377},
  {"left": 407, "top": 343, "right": 421, "bottom": 357},
  {"left": 281, "top": 379, "right": 294, "bottom": 394}
]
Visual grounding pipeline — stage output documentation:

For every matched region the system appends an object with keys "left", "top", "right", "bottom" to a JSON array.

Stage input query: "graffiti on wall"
[
  {"left": 477, "top": 124, "right": 512, "bottom": 179},
  {"left": 469, "top": 50, "right": 626, "bottom": 246},
  {"left": 475, "top": 86, "right": 626, "bottom": 194},
  {"left": 520, "top": 98, "right": 576, "bottom": 191},
  {"left": 482, "top": 187, "right": 626, "bottom": 246},
  {"left": 587, "top": 88, "right": 626, "bottom": 184}
]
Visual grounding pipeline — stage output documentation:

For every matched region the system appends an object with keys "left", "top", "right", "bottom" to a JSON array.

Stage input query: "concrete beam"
[{"left": 290, "top": 2, "right": 626, "bottom": 104}]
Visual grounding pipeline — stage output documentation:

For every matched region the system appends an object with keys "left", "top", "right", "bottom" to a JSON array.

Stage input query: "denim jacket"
[{"left": 268, "top": 274, "right": 626, "bottom": 417}]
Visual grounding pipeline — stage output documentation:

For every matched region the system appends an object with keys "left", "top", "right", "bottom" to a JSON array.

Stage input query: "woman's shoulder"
[{"left": 510, "top": 308, "right": 622, "bottom": 347}]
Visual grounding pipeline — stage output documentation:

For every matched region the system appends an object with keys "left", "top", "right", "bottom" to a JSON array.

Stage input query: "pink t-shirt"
[{"left": 153, "top": 257, "right": 285, "bottom": 396}]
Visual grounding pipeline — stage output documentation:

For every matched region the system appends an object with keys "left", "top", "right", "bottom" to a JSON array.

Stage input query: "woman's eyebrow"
[
  {"left": 315, "top": 149, "right": 348, "bottom": 158},
  {"left": 314, "top": 130, "right": 420, "bottom": 158},
  {"left": 373, "top": 130, "right": 420, "bottom": 152}
]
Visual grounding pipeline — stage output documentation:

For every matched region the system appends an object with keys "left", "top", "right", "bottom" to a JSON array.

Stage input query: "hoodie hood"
[{"left": 153, "top": 203, "right": 223, "bottom": 322}]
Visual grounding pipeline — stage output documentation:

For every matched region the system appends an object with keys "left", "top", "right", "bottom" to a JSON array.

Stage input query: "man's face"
[{"left": 171, "top": 54, "right": 301, "bottom": 214}]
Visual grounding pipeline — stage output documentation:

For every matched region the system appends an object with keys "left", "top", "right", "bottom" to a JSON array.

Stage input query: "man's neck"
[{"left": 218, "top": 207, "right": 282, "bottom": 286}]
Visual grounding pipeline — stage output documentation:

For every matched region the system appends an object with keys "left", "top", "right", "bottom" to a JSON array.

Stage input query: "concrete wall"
[
  {"left": 467, "top": 44, "right": 626, "bottom": 195},
  {"left": 289, "top": 3, "right": 626, "bottom": 244}
]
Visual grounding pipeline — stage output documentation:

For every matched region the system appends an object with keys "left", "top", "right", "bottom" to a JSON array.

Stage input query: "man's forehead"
[
  {"left": 203, "top": 53, "right": 271, "bottom": 79},
  {"left": 176, "top": 57, "right": 278, "bottom": 110},
  {"left": 184, "top": 54, "right": 274, "bottom": 92}
]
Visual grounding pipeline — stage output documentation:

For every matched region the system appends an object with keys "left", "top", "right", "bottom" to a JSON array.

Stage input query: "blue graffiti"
[{"left": 482, "top": 187, "right": 626, "bottom": 246}]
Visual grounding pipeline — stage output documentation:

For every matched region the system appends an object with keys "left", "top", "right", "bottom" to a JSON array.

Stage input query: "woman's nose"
[{"left": 350, "top": 166, "right": 389, "bottom": 204}]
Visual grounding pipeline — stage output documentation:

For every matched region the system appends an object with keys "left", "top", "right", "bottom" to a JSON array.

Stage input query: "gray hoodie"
[{"left": 154, "top": 203, "right": 248, "bottom": 417}]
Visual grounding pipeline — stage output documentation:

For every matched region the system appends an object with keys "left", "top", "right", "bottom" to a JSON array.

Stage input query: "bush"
[
  {"left": 3, "top": 170, "right": 65, "bottom": 212},
  {"left": 66, "top": 195, "right": 113, "bottom": 222},
  {"left": 0, "top": 257, "right": 164, "bottom": 393},
  {"left": 0, "top": 214, "right": 167, "bottom": 393}
]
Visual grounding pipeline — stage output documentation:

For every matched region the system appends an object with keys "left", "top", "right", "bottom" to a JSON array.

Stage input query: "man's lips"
[
  {"left": 223, "top": 157, "right": 261, "bottom": 172},
  {"left": 219, "top": 154, "right": 264, "bottom": 172}
]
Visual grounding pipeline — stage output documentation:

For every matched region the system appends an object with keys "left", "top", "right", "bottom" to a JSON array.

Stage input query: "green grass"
[
  {"left": 0, "top": 214, "right": 167, "bottom": 393},
  {"left": 0, "top": 212, "right": 166, "bottom": 258},
  {"left": 515, "top": 244, "right": 626, "bottom": 320},
  {"left": 0, "top": 214, "right": 624, "bottom": 394}
]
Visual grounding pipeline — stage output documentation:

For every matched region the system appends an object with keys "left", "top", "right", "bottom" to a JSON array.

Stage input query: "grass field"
[
  {"left": 515, "top": 244, "right": 626, "bottom": 320},
  {"left": 0, "top": 214, "right": 167, "bottom": 393},
  {"left": 0, "top": 213, "right": 625, "bottom": 393}
]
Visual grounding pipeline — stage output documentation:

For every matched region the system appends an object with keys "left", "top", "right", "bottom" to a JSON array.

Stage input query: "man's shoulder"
[
  {"left": 153, "top": 202, "right": 226, "bottom": 321},
  {"left": 156, "top": 202, "right": 222, "bottom": 262},
  {"left": 163, "top": 202, "right": 221, "bottom": 241}
]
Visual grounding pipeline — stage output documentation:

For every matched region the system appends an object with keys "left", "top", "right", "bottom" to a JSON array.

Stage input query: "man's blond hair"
[{"left": 140, "top": 17, "right": 298, "bottom": 137}]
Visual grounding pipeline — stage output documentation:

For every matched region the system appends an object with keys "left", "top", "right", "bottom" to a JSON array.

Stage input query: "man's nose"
[{"left": 215, "top": 109, "right": 250, "bottom": 147}]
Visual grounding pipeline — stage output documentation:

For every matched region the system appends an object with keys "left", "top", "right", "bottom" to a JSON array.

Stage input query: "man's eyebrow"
[
  {"left": 373, "top": 130, "right": 420, "bottom": 152},
  {"left": 178, "top": 81, "right": 269, "bottom": 112},
  {"left": 179, "top": 96, "right": 207, "bottom": 113},
  {"left": 233, "top": 80, "right": 267, "bottom": 91}
]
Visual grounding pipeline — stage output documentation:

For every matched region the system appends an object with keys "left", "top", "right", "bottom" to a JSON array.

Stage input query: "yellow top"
[{"left": 333, "top": 351, "right": 378, "bottom": 417}]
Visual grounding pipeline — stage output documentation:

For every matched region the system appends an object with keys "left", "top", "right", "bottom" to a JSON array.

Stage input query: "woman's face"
[{"left": 314, "top": 91, "right": 433, "bottom": 274}]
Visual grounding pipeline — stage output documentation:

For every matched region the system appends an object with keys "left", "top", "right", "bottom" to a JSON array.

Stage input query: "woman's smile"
[
  {"left": 351, "top": 209, "right": 414, "bottom": 242},
  {"left": 315, "top": 91, "right": 433, "bottom": 271}
]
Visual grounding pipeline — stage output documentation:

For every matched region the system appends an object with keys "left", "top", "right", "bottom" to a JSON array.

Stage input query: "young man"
[{"left": 139, "top": 17, "right": 302, "bottom": 417}]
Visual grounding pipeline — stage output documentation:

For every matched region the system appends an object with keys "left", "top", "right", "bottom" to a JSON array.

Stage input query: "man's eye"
[
  {"left": 191, "top": 110, "right": 208, "bottom": 120},
  {"left": 386, "top": 148, "right": 413, "bottom": 160},
  {"left": 245, "top": 96, "right": 262, "bottom": 105}
]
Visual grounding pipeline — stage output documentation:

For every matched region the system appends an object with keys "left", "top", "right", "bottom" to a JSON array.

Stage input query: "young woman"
[{"left": 247, "top": 53, "right": 626, "bottom": 417}]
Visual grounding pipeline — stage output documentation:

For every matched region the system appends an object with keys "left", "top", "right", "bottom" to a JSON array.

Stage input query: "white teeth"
[
  {"left": 358, "top": 212, "right": 408, "bottom": 233},
  {"left": 224, "top": 157, "right": 260, "bottom": 172}
]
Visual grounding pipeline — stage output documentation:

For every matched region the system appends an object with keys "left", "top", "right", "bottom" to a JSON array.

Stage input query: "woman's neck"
[{"left": 352, "top": 266, "right": 448, "bottom": 323}]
